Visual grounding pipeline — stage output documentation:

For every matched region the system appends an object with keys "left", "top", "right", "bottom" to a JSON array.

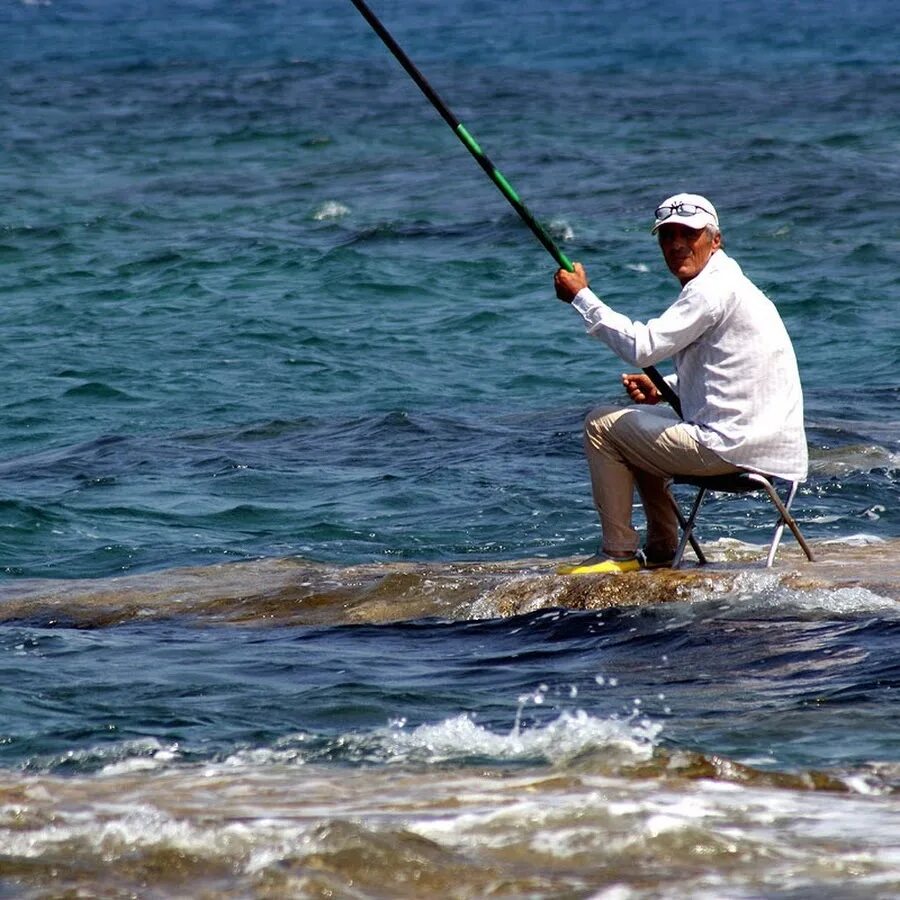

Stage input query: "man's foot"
[
  {"left": 556, "top": 553, "right": 642, "bottom": 576},
  {"left": 643, "top": 550, "right": 675, "bottom": 569}
]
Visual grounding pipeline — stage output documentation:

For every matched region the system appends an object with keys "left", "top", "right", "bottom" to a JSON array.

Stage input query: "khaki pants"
[{"left": 583, "top": 404, "right": 741, "bottom": 559}]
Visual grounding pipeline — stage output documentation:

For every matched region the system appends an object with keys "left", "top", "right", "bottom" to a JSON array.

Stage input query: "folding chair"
[{"left": 667, "top": 471, "right": 816, "bottom": 568}]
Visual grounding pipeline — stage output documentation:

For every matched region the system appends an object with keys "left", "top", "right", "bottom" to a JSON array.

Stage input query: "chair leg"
[
  {"left": 764, "top": 481, "right": 794, "bottom": 567},
  {"left": 771, "top": 482, "right": 816, "bottom": 564},
  {"left": 744, "top": 476, "right": 816, "bottom": 566},
  {"left": 671, "top": 486, "right": 708, "bottom": 568}
]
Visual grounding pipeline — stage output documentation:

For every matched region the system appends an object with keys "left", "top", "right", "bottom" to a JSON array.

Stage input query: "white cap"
[{"left": 651, "top": 193, "right": 719, "bottom": 234}]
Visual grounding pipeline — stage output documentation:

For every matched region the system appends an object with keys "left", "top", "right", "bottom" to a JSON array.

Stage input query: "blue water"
[
  {"left": 0, "top": 1, "right": 898, "bottom": 894},
  {"left": 5, "top": 603, "right": 899, "bottom": 775},
  {"left": 2, "top": 0, "right": 898, "bottom": 578}
]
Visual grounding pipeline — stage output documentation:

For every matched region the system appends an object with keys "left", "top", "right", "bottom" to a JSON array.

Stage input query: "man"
[{"left": 553, "top": 193, "right": 807, "bottom": 575}]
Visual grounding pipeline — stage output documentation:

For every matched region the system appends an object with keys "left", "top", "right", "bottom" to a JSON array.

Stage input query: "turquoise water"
[
  {"left": 0, "top": 1, "right": 898, "bottom": 895},
  {"left": 2, "top": 0, "right": 898, "bottom": 578}
]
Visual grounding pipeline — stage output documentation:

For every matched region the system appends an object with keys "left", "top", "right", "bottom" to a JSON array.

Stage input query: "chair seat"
[
  {"left": 668, "top": 470, "right": 815, "bottom": 568},
  {"left": 673, "top": 472, "right": 773, "bottom": 493}
]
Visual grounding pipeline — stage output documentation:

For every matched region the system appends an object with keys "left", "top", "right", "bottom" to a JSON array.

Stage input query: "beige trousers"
[{"left": 583, "top": 404, "right": 741, "bottom": 559}]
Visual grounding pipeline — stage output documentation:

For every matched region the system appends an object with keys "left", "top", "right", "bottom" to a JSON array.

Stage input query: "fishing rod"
[{"left": 349, "top": 0, "right": 682, "bottom": 417}]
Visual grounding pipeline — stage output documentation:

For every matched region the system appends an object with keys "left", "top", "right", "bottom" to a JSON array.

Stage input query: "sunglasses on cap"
[{"left": 654, "top": 201, "right": 714, "bottom": 222}]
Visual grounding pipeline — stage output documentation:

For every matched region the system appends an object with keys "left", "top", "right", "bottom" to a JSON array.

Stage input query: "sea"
[{"left": 0, "top": 0, "right": 898, "bottom": 896}]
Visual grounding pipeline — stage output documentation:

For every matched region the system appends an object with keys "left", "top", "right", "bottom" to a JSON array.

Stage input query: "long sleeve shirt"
[{"left": 571, "top": 250, "right": 808, "bottom": 481}]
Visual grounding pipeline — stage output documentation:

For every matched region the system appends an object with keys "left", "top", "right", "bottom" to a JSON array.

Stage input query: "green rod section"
[
  {"left": 349, "top": 0, "right": 571, "bottom": 271},
  {"left": 453, "top": 123, "right": 572, "bottom": 271},
  {"left": 349, "top": 0, "right": 682, "bottom": 416}
]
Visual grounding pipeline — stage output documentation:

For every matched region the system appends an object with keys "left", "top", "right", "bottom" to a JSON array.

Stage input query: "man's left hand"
[
  {"left": 554, "top": 262, "right": 589, "bottom": 303},
  {"left": 622, "top": 372, "right": 662, "bottom": 405}
]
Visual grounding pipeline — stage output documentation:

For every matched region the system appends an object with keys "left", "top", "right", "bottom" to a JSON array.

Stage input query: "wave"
[
  {"left": 18, "top": 705, "right": 660, "bottom": 777},
  {"left": 1, "top": 715, "right": 897, "bottom": 898},
  {"left": 0, "top": 539, "right": 896, "bottom": 629}
]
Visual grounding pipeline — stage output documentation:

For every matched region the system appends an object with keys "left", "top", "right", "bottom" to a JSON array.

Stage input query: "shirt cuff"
[{"left": 570, "top": 287, "right": 611, "bottom": 330}]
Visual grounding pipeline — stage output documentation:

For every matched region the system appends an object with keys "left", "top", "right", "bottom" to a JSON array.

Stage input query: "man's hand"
[
  {"left": 622, "top": 372, "right": 662, "bottom": 405},
  {"left": 554, "top": 262, "right": 589, "bottom": 303}
]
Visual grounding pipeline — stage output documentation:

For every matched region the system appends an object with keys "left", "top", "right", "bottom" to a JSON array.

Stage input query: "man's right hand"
[
  {"left": 622, "top": 372, "right": 662, "bottom": 405},
  {"left": 553, "top": 262, "right": 589, "bottom": 303}
]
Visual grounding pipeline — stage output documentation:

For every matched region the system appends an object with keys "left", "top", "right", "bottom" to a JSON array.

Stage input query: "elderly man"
[{"left": 553, "top": 193, "right": 807, "bottom": 575}]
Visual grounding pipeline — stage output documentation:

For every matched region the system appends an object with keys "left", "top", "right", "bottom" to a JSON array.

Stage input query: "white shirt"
[{"left": 571, "top": 249, "right": 808, "bottom": 481}]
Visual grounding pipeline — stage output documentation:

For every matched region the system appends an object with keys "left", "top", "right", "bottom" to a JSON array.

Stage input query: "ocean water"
[{"left": 1, "top": 0, "right": 899, "bottom": 895}]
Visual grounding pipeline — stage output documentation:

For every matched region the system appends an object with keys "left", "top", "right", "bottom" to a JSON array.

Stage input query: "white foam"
[
  {"left": 411, "top": 770, "right": 900, "bottom": 888},
  {"left": 381, "top": 709, "right": 661, "bottom": 765},
  {"left": 671, "top": 563, "right": 897, "bottom": 615},
  {"left": 810, "top": 446, "right": 900, "bottom": 477},
  {"left": 221, "top": 745, "right": 308, "bottom": 768},
  {"left": 589, "top": 887, "right": 639, "bottom": 900},
  {"left": 101, "top": 755, "right": 169, "bottom": 776},
  {"left": 0, "top": 801, "right": 311, "bottom": 869},
  {"left": 759, "top": 584, "right": 897, "bottom": 614},
  {"left": 312, "top": 201, "right": 350, "bottom": 221},
  {"left": 822, "top": 533, "right": 887, "bottom": 546},
  {"left": 47, "top": 738, "right": 182, "bottom": 777},
  {"left": 548, "top": 218, "right": 575, "bottom": 241}
]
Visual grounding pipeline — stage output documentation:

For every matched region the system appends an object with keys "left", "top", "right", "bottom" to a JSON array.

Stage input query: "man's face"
[{"left": 657, "top": 224, "right": 721, "bottom": 285}]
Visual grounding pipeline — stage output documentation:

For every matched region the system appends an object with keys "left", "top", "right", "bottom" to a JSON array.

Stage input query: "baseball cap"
[{"left": 651, "top": 193, "right": 719, "bottom": 234}]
